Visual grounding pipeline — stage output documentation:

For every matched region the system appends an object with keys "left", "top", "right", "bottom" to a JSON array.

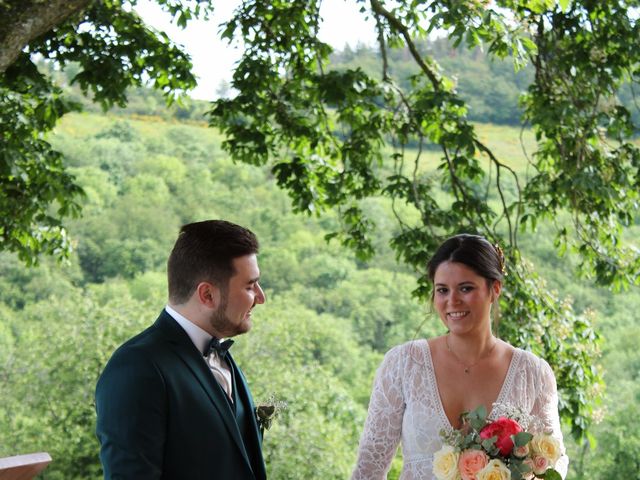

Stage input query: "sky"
[{"left": 134, "top": 0, "right": 378, "bottom": 100}]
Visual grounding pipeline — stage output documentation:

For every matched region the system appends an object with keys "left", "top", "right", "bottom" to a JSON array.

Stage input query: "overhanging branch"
[
  {"left": 369, "top": 0, "right": 441, "bottom": 89},
  {"left": 0, "top": 0, "right": 91, "bottom": 73}
]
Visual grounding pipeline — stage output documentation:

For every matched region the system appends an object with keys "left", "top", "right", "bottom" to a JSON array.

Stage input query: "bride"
[{"left": 351, "top": 234, "right": 568, "bottom": 479}]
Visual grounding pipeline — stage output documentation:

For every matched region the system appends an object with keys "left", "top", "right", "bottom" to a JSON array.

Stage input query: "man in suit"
[{"left": 96, "top": 220, "right": 267, "bottom": 480}]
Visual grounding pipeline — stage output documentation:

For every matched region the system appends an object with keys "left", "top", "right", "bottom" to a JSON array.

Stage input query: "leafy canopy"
[
  {"left": 0, "top": 0, "right": 212, "bottom": 263},
  {"left": 209, "top": 0, "right": 640, "bottom": 439},
  {"left": 2, "top": 0, "right": 639, "bottom": 439}
]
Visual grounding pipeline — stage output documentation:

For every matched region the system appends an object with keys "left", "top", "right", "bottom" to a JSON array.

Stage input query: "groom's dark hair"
[{"left": 167, "top": 220, "right": 259, "bottom": 304}]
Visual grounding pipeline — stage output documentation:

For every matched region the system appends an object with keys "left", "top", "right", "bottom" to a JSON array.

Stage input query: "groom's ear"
[{"left": 195, "top": 281, "right": 221, "bottom": 309}]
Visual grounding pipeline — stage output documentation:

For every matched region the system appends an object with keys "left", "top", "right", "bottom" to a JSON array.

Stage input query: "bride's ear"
[{"left": 491, "top": 280, "right": 502, "bottom": 302}]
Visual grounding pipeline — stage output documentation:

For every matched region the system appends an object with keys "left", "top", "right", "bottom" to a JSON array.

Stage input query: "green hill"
[
  {"left": 0, "top": 107, "right": 638, "bottom": 479},
  {"left": 329, "top": 38, "right": 640, "bottom": 129}
]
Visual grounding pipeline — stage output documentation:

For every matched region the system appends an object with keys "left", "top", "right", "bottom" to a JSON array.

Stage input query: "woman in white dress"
[{"left": 351, "top": 234, "right": 568, "bottom": 479}]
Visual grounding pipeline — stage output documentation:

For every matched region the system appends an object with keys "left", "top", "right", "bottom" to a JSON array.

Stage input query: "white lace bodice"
[{"left": 351, "top": 340, "right": 569, "bottom": 479}]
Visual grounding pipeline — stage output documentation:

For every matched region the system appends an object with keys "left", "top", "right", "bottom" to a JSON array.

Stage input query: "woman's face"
[{"left": 433, "top": 261, "right": 501, "bottom": 335}]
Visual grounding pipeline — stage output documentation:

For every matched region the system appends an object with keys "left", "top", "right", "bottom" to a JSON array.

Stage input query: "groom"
[{"left": 95, "top": 220, "right": 267, "bottom": 480}]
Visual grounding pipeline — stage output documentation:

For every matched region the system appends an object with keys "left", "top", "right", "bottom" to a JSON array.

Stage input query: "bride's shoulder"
[
  {"left": 512, "top": 347, "right": 554, "bottom": 374},
  {"left": 383, "top": 338, "right": 430, "bottom": 365}
]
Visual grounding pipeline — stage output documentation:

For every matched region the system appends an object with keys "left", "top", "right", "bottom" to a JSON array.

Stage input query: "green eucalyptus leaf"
[{"left": 513, "top": 431, "right": 533, "bottom": 447}]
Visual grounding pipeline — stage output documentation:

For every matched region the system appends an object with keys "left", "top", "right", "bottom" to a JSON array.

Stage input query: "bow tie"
[{"left": 204, "top": 337, "right": 234, "bottom": 359}]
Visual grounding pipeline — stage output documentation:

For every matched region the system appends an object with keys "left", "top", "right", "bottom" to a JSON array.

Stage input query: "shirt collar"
[{"left": 165, "top": 304, "right": 212, "bottom": 355}]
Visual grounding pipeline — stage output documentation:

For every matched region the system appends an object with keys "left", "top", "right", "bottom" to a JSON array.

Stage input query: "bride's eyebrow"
[{"left": 458, "top": 281, "right": 476, "bottom": 285}]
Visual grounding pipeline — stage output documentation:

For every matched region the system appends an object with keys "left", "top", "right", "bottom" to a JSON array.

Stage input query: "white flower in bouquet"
[
  {"left": 433, "top": 445, "right": 462, "bottom": 480},
  {"left": 530, "top": 433, "right": 562, "bottom": 464},
  {"left": 476, "top": 459, "right": 511, "bottom": 480}
]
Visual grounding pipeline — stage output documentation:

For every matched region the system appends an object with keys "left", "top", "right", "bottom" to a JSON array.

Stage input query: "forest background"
[{"left": 1, "top": 37, "right": 639, "bottom": 479}]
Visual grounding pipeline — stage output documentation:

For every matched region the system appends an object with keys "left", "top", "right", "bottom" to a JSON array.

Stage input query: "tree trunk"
[{"left": 0, "top": 0, "right": 92, "bottom": 73}]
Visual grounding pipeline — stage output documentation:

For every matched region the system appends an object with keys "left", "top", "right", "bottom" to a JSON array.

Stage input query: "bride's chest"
[{"left": 401, "top": 364, "right": 537, "bottom": 425}]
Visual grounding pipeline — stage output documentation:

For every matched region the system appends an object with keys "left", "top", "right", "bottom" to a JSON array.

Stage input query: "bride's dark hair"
[{"left": 427, "top": 234, "right": 505, "bottom": 287}]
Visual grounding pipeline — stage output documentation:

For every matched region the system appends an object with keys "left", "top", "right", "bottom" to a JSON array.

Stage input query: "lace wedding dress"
[{"left": 351, "top": 340, "right": 569, "bottom": 479}]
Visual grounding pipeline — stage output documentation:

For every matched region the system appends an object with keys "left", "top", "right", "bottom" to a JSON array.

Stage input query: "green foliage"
[
  {"left": 1, "top": 0, "right": 638, "bottom": 472},
  {"left": 330, "top": 38, "right": 533, "bottom": 126},
  {"left": 0, "top": 57, "right": 84, "bottom": 264},
  {"left": 0, "top": 111, "right": 638, "bottom": 479},
  {"left": 499, "top": 258, "right": 603, "bottom": 440},
  {"left": 0, "top": 0, "right": 213, "bottom": 261},
  {"left": 208, "top": 0, "right": 640, "bottom": 439},
  {"left": 564, "top": 293, "right": 640, "bottom": 479},
  {"left": 520, "top": 1, "right": 640, "bottom": 288},
  {"left": 0, "top": 252, "right": 82, "bottom": 309},
  {"left": 211, "top": 0, "right": 640, "bottom": 289},
  {"left": 0, "top": 287, "right": 151, "bottom": 479},
  {"left": 235, "top": 295, "right": 378, "bottom": 478}
]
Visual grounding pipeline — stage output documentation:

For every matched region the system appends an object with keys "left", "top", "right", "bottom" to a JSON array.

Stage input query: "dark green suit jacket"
[{"left": 95, "top": 310, "right": 267, "bottom": 480}]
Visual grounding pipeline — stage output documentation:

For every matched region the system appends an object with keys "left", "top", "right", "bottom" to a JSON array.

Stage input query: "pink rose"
[
  {"left": 513, "top": 444, "right": 529, "bottom": 458},
  {"left": 479, "top": 417, "right": 523, "bottom": 456},
  {"left": 522, "top": 458, "right": 535, "bottom": 480},
  {"left": 532, "top": 455, "right": 550, "bottom": 475},
  {"left": 458, "top": 449, "right": 489, "bottom": 480}
]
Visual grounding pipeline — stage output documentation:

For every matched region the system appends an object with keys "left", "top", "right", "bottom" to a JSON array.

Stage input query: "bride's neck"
[{"left": 446, "top": 332, "right": 496, "bottom": 361}]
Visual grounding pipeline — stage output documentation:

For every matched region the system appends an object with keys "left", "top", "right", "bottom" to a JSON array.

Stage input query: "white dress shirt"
[{"left": 165, "top": 305, "right": 233, "bottom": 400}]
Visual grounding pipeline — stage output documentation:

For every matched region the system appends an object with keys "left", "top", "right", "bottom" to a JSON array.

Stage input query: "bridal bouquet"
[{"left": 433, "top": 405, "right": 562, "bottom": 480}]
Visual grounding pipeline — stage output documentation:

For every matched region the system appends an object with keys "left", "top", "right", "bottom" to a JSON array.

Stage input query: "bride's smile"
[{"left": 433, "top": 260, "right": 500, "bottom": 335}]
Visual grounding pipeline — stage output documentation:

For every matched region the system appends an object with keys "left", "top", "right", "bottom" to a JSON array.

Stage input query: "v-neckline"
[{"left": 423, "top": 339, "right": 520, "bottom": 431}]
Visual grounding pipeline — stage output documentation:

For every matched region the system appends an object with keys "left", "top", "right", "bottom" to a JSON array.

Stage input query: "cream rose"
[
  {"left": 476, "top": 459, "right": 511, "bottom": 480},
  {"left": 530, "top": 433, "right": 562, "bottom": 464},
  {"left": 458, "top": 449, "right": 489, "bottom": 480},
  {"left": 433, "top": 445, "right": 461, "bottom": 480}
]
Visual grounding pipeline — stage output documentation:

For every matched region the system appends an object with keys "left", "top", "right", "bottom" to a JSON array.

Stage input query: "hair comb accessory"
[{"left": 493, "top": 243, "right": 506, "bottom": 275}]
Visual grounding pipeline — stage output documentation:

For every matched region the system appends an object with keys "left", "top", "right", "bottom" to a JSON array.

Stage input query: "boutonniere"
[{"left": 255, "top": 394, "right": 287, "bottom": 435}]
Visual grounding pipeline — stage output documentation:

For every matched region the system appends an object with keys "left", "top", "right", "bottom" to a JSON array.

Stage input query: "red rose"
[{"left": 479, "top": 417, "right": 523, "bottom": 456}]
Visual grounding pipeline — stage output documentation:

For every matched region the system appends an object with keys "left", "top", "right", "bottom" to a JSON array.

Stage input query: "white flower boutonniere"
[{"left": 255, "top": 394, "right": 287, "bottom": 435}]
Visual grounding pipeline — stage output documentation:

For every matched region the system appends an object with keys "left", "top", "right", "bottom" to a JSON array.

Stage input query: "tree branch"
[
  {"left": 474, "top": 139, "right": 522, "bottom": 247},
  {"left": 0, "top": 0, "right": 91, "bottom": 73},
  {"left": 373, "top": 8, "right": 390, "bottom": 82},
  {"left": 369, "top": 0, "right": 441, "bottom": 89}
]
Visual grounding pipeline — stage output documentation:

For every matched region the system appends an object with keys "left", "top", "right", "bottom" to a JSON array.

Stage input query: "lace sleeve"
[
  {"left": 351, "top": 346, "right": 405, "bottom": 480},
  {"left": 532, "top": 358, "right": 569, "bottom": 478}
]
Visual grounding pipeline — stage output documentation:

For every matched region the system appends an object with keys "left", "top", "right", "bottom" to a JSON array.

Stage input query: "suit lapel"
[
  {"left": 229, "top": 353, "right": 262, "bottom": 443},
  {"left": 154, "top": 312, "right": 253, "bottom": 470},
  {"left": 229, "top": 352, "right": 267, "bottom": 480}
]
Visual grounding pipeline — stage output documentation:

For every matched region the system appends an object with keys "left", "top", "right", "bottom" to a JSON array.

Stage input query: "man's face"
[{"left": 207, "top": 254, "right": 265, "bottom": 338}]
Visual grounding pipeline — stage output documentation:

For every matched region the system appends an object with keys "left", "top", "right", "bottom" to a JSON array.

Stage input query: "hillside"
[
  {"left": 329, "top": 38, "right": 640, "bottom": 128},
  {"left": 0, "top": 108, "right": 638, "bottom": 479}
]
